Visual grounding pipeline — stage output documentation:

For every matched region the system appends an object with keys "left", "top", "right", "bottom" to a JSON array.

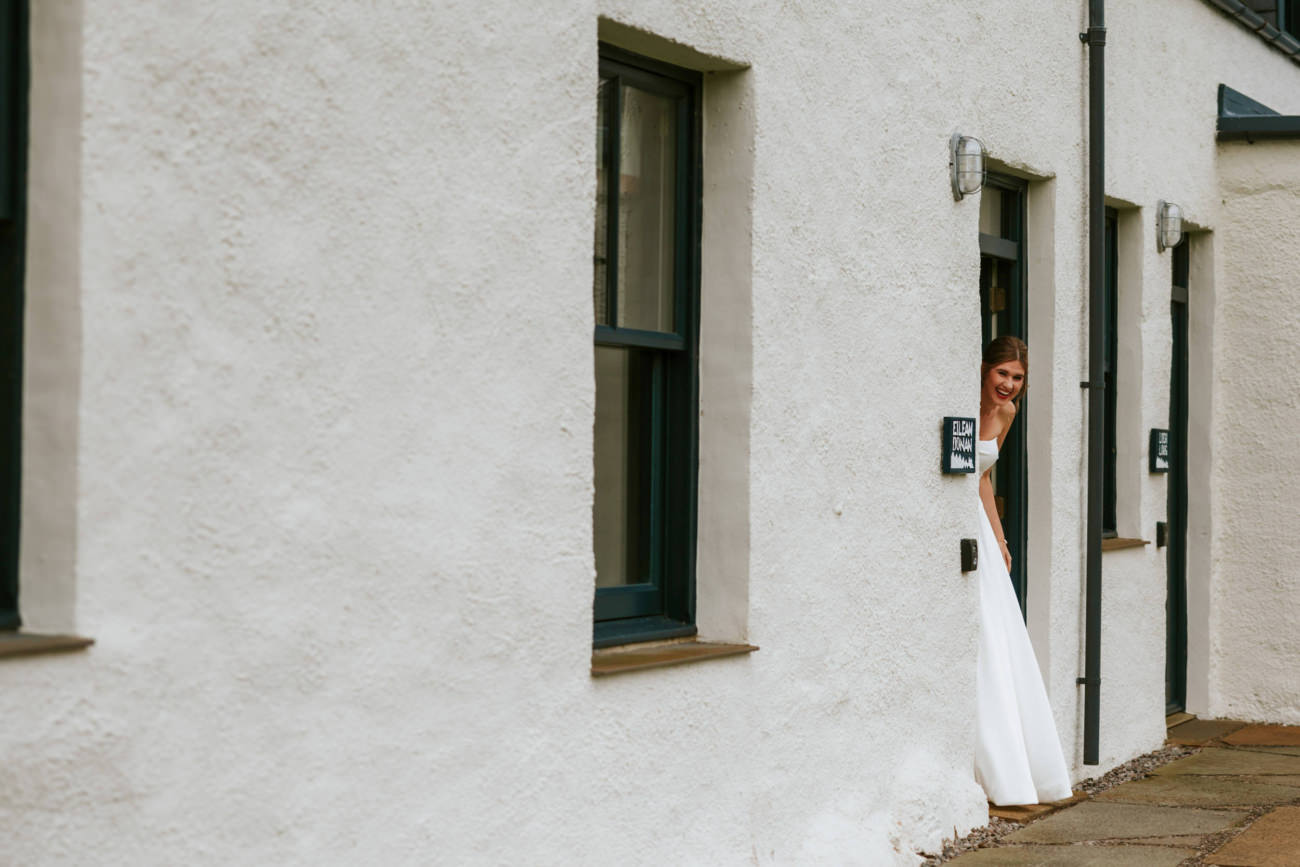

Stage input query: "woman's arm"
[{"left": 980, "top": 471, "right": 1012, "bottom": 571}]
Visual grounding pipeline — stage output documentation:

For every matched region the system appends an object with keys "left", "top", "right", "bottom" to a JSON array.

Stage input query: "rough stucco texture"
[
  {"left": 1212, "top": 142, "right": 1300, "bottom": 724},
  {"left": 2, "top": 1, "right": 1300, "bottom": 865}
]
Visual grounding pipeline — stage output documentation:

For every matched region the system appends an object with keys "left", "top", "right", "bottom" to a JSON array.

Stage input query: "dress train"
[{"left": 973, "top": 441, "right": 1072, "bottom": 806}]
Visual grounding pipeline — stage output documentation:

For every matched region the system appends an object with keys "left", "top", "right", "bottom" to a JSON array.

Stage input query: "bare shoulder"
[{"left": 995, "top": 401, "right": 1018, "bottom": 445}]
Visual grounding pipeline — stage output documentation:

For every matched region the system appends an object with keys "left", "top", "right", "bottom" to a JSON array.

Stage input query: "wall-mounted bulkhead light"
[
  {"left": 950, "top": 133, "right": 986, "bottom": 201},
  {"left": 1157, "top": 200, "right": 1184, "bottom": 252}
]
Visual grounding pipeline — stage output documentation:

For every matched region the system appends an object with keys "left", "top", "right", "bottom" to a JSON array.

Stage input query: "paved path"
[{"left": 948, "top": 719, "right": 1300, "bottom": 866}]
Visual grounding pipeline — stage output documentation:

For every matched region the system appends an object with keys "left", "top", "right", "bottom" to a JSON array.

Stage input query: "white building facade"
[{"left": 3, "top": 1, "right": 1300, "bottom": 863}]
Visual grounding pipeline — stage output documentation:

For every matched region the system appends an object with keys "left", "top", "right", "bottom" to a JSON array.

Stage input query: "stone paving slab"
[
  {"left": 1168, "top": 718, "right": 1250, "bottom": 745},
  {"left": 1136, "top": 834, "right": 1213, "bottom": 846},
  {"left": 1229, "top": 745, "right": 1300, "bottom": 759},
  {"left": 1094, "top": 774, "right": 1300, "bottom": 808},
  {"left": 1223, "top": 725, "right": 1300, "bottom": 747},
  {"left": 939, "top": 723, "right": 1300, "bottom": 865},
  {"left": 947, "top": 843, "right": 1195, "bottom": 865},
  {"left": 1155, "top": 748, "right": 1300, "bottom": 776},
  {"left": 1232, "top": 775, "right": 1300, "bottom": 788},
  {"left": 1207, "top": 805, "right": 1300, "bottom": 866},
  {"left": 1005, "top": 801, "right": 1247, "bottom": 844}
]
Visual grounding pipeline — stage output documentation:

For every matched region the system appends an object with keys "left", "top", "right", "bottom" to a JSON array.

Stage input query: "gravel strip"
[
  {"left": 919, "top": 816, "right": 1021, "bottom": 865},
  {"left": 918, "top": 744, "right": 1199, "bottom": 865},
  {"left": 1074, "top": 743, "right": 1197, "bottom": 796},
  {"left": 1177, "top": 805, "right": 1271, "bottom": 866}
]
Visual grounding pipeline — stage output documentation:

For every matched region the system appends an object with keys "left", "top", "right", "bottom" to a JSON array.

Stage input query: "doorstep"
[{"left": 989, "top": 791, "right": 1086, "bottom": 823}]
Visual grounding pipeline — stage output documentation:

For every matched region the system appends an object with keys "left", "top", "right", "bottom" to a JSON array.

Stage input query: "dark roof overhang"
[{"left": 1217, "top": 84, "right": 1300, "bottom": 141}]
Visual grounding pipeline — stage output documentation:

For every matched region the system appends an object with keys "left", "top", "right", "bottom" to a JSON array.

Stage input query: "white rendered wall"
[
  {"left": 18, "top": 0, "right": 80, "bottom": 630},
  {"left": 1104, "top": 0, "right": 1300, "bottom": 728},
  {"left": 1076, "top": 0, "right": 1300, "bottom": 763},
  {"left": 1210, "top": 141, "right": 1300, "bottom": 724},
  {"left": 2, "top": 2, "right": 1300, "bottom": 865}
]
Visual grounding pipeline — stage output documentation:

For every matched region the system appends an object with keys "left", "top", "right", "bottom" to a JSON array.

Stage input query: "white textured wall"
[
  {"left": 1211, "top": 141, "right": 1300, "bottom": 724},
  {"left": 2, "top": 1, "right": 1299, "bottom": 865},
  {"left": 1106, "top": 1, "right": 1300, "bottom": 728},
  {"left": 1074, "top": 0, "right": 1300, "bottom": 762},
  {"left": 19, "top": 0, "right": 80, "bottom": 629}
]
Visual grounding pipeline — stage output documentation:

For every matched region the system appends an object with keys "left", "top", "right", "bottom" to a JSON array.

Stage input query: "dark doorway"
[
  {"left": 1167, "top": 239, "right": 1190, "bottom": 714},
  {"left": 0, "top": 0, "right": 27, "bottom": 629},
  {"left": 979, "top": 174, "right": 1028, "bottom": 616}
]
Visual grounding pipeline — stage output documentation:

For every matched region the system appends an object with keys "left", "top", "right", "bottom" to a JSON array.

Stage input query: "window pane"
[
  {"left": 593, "top": 346, "right": 656, "bottom": 587},
  {"left": 617, "top": 85, "right": 676, "bottom": 333},
  {"left": 593, "top": 76, "right": 613, "bottom": 326},
  {"left": 978, "top": 188, "right": 1003, "bottom": 238}
]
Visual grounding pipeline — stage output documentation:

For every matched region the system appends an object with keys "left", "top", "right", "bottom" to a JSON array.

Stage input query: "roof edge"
[{"left": 1201, "top": 0, "right": 1300, "bottom": 67}]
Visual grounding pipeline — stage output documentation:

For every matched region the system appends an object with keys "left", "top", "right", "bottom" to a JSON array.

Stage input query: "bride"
[{"left": 973, "top": 336, "right": 1073, "bottom": 806}]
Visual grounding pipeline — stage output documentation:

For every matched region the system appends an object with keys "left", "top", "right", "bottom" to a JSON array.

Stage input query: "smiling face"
[{"left": 982, "top": 359, "right": 1026, "bottom": 409}]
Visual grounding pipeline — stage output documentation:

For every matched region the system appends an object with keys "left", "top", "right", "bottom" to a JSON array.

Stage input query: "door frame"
[
  {"left": 1166, "top": 239, "right": 1190, "bottom": 713},
  {"left": 979, "top": 173, "right": 1029, "bottom": 615}
]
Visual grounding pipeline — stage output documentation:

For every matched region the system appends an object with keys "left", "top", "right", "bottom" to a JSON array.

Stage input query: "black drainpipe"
[{"left": 1079, "top": 0, "right": 1105, "bottom": 767}]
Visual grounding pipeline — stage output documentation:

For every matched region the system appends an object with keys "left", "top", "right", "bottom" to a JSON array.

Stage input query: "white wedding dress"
[{"left": 974, "top": 437, "right": 1073, "bottom": 806}]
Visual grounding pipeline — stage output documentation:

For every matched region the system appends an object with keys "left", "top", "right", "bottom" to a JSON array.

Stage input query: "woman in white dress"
[{"left": 973, "top": 336, "right": 1073, "bottom": 806}]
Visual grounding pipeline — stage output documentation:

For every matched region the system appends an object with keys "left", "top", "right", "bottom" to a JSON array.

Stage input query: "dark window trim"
[
  {"left": 0, "top": 0, "right": 28, "bottom": 630},
  {"left": 1217, "top": 84, "right": 1300, "bottom": 140},
  {"left": 594, "top": 325, "right": 685, "bottom": 352},
  {"left": 1102, "top": 208, "right": 1119, "bottom": 537},
  {"left": 592, "top": 44, "right": 701, "bottom": 647},
  {"left": 1172, "top": 236, "right": 1191, "bottom": 291}
]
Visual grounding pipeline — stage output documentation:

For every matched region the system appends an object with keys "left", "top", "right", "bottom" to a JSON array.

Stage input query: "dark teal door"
[
  {"left": 1166, "top": 241, "right": 1189, "bottom": 713},
  {"left": 0, "top": 0, "right": 26, "bottom": 629},
  {"left": 979, "top": 174, "right": 1028, "bottom": 615}
]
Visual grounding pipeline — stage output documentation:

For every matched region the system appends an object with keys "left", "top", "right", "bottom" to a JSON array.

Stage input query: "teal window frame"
[
  {"left": 591, "top": 45, "right": 701, "bottom": 648},
  {"left": 1102, "top": 208, "right": 1118, "bottom": 536},
  {"left": 0, "top": 0, "right": 27, "bottom": 630},
  {"left": 1247, "top": 0, "right": 1300, "bottom": 36}
]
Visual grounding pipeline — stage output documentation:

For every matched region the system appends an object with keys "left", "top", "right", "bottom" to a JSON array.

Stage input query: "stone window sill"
[
  {"left": 0, "top": 631, "right": 94, "bottom": 659},
  {"left": 1101, "top": 537, "right": 1150, "bottom": 552},
  {"left": 591, "top": 640, "right": 758, "bottom": 677}
]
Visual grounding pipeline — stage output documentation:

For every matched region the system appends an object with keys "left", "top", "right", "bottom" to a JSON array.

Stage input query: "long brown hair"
[{"left": 981, "top": 335, "right": 1028, "bottom": 407}]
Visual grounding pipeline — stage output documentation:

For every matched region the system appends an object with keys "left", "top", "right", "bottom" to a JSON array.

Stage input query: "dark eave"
[
  {"left": 1218, "top": 84, "right": 1300, "bottom": 141},
  {"left": 1201, "top": 0, "right": 1300, "bottom": 66}
]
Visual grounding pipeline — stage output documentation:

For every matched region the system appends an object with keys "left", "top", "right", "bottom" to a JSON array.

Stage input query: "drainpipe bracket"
[
  {"left": 1076, "top": 676, "right": 1100, "bottom": 686},
  {"left": 1081, "top": 26, "right": 1107, "bottom": 46}
]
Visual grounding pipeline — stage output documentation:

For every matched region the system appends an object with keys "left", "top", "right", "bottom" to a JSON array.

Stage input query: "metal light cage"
[
  {"left": 1157, "top": 200, "right": 1184, "bottom": 252},
  {"left": 950, "top": 132, "right": 987, "bottom": 201}
]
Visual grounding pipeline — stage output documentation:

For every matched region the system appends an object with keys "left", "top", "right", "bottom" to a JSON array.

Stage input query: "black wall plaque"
[
  {"left": 1150, "top": 428, "right": 1170, "bottom": 473},
  {"left": 942, "top": 416, "right": 977, "bottom": 474}
]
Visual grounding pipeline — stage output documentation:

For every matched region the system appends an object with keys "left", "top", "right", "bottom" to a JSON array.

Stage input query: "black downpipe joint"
[{"left": 1080, "top": 0, "right": 1105, "bottom": 767}]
